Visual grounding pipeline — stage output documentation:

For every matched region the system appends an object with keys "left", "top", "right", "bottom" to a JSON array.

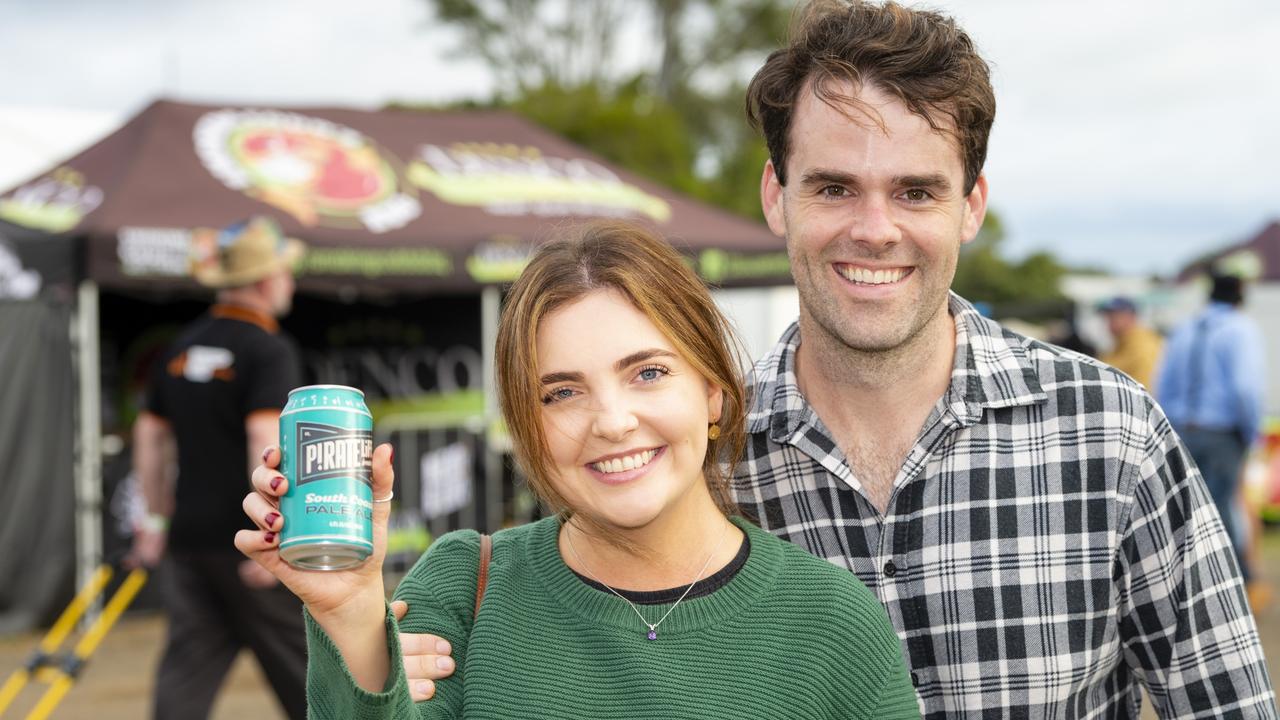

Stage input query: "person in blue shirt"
[{"left": 1157, "top": 273, "right": 1267, "bottom": 582}]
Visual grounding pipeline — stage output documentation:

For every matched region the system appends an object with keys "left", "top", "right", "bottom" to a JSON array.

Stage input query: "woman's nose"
[{"left": 590, "top": 397, "right": 639, "bottom": 441}]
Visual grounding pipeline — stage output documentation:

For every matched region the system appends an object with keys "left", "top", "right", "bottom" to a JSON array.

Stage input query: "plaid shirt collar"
[{"left": 748, "top": 292, "right": 1047, "bottom": 440}]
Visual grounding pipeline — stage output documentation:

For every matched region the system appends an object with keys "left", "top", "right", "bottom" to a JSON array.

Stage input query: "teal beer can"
[{"left": 278, "top": 385, "right": 375, "bottom": 570}]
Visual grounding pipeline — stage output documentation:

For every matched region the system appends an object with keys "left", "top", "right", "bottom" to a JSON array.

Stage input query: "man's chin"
[{"left": 809, "top": 313, "right": 914, "bottom": 355}]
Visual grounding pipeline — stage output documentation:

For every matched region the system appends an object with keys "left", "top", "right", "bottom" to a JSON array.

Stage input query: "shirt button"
[
  {"left": 910, "top": 672, "right": 920, "bottom": 687},
  {"left": 883, "top": 560, "right": 897, "bottom": 578}
]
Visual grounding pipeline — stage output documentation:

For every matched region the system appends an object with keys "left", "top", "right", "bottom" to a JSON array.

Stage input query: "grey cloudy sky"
[{"left": 1, "top": 0, "right": 1277, "bottom": 275}]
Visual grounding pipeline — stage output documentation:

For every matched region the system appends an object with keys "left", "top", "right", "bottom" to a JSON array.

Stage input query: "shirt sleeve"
[
  {"left": 242, "top": 334, "right": 302, "bottom": 415},
  {"left": 871, "top": 657, "right": 922, "bottom": 719},
  {"left": 143, "top": 348, "right": 171, "bottom": 420},
  {"left": 826, "top": 569, "right": 922, "bottom": 719},
  {"left": 304, "top": 605, "right": 423, "bottom": 720},
  {"left": 1154, "top": 326, "right": 1188, "bottom": 420},
  {"left": 1118, "top": 400, "right": 1276, "bottom": 718},
  {"left": 305, "top": 531, "right": 481, "bottom": 720},
  {"left": 1223, "top": 318, "right": 1266, "bottom": 444}
]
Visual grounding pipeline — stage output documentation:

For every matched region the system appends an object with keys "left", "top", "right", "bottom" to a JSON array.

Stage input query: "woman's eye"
[
  {"left": 636, "top": 365, "right": 670, "bottom": 383},
  {"left": 541, "top": 387, "right": 576, "bottom": 405}
]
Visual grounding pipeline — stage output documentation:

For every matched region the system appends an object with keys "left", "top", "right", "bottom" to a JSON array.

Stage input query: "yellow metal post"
[
  {"left": 0, "top": 567, "right": 113, "bottom": 716},
  {"left": 24, "top": 568, "right": 146, "bottom": 720}
]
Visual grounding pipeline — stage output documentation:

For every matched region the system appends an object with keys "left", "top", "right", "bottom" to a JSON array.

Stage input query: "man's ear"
[
  {"left": 960, "top": 173, "right": 989, "bottom": 245},
  {"left": 761, "top": 160, "right": 787, "bottom": 238}
]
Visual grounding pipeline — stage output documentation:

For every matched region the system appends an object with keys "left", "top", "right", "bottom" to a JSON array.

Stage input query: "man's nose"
[{"left": 848, "top": 194, "right": 902, "bottom": 249}]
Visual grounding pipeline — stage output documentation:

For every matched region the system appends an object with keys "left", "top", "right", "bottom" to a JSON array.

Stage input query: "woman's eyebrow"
[
  {"left": 613, "top": 349, "right": 677, "bottom": 372},
  {"left": 539, "top": 370, "right": 583, "bottom": 385},
  {"left": 538, "top": 349, "right": 677, "bottom": 385}
]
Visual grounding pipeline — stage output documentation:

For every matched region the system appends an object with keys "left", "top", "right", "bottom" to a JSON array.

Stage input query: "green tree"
[
  {"left": 422, "top": 0, "right": 1072, "bottom": 310},
  {"left": 510, "top": 81, "right": 704, "bottom": 198},
  {"left": 952, "top": 211, "right": 1069, "bottom": 316},
  {"left": 421, "top": 0, "right": 788, "bottom": 218},
  {"left": 426, "top": 0, "right": 789, "bottom": 102}
]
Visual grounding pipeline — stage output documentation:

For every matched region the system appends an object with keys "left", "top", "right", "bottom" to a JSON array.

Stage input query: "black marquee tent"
[{"left": 0, "top": 99, "right": 791, "bottom": 628}]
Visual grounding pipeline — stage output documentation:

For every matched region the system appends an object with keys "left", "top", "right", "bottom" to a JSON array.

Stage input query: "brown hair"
[
  {"left": 746, "top": 0, "right": 995, "bottom": 193},
  {"left": 495, "top": 221, "right": 746, "bottom": 524}
]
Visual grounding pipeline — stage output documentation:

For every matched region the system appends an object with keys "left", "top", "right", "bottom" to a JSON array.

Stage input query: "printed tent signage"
[
  {"left": 0, "top": 99, "right": 789, "bottom": 294},
  {"left": 0, "top": 99, "right": 792, "bottom": 629}
]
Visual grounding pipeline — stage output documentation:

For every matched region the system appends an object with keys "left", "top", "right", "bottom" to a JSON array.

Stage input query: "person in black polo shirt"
[{"left": 130, "top": 216, "right": 307, "bottom": 719}]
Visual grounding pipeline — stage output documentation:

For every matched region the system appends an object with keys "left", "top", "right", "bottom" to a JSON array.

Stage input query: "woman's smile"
[
  {"left": 535, "top": 288, "right": 721, "bottom": 530},
  {"left": 585, "top": 446, "right": 666, "bottom": 485}
]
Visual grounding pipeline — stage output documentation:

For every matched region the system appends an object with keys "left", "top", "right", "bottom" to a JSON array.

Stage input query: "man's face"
[
  {"left": 761, "top": 81, "right": 987, "bottom": 355},
  {"left": 266, "top": 268, "right": 296, "bottom": 317},
  {"left": 1104, "top": 310, "right": 1134, "bottom": 338}
]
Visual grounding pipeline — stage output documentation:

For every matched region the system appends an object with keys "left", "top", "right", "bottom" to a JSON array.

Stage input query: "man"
[
  {"left": 730, "top": 1, "right": 1273, "bottom": 716},
  {"left": 1097, "top": 295, "right": 1163, "bottom": 388},
  {"left": 130, "top": 216, "right": 308, "bottom": 719},
  {"left": 400, "top": 2, "right": 1275, "bottom": 716},
  {"left": 1157, "top": 274, "right": 1267, "bottom": 590}
]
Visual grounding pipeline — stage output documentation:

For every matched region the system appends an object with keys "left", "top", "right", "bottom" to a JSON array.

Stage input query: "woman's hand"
[{"left": 235, "top": 442, "right": 396, "bottom": 691}]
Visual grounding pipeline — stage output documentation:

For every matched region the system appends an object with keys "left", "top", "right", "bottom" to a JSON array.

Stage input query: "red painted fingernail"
[
  {"left": 264, "top": 532, "right": 276, "bottom": 544},
  {"left": 270, "top": 476, "right": 283, "bottom": 491},
  {"left": 389, "top": 446, "right": 395, "bottom": 464},
  {"left": 264, "top": 512, "right": 279, "bottom": 528},
  {"left": 262, "top": 447, "right": 272, "bottom": 463}
]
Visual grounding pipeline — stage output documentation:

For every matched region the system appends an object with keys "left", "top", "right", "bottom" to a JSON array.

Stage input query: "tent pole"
[
  {"left": 481, "top": 286, "right": 501, "bottom": 533},
  {"left": 73, "top": 281, "right": 103, "bottom": 616}
]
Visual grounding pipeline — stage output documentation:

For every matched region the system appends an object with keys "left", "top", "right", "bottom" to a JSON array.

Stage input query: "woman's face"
[{"left": 535, "top": 288, "right": 723, "bottom": 531}]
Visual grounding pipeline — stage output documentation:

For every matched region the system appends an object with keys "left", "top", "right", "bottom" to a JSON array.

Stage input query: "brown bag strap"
[{"left": 474, "top": 533, "right": 492, "bottom": 619}]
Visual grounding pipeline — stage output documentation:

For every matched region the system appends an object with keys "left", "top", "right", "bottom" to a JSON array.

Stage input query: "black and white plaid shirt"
[{"left": 732, "top": 293, "right": 1276, "bottom": 718}]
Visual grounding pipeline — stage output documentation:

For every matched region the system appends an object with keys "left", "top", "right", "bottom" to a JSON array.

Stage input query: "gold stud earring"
[{"left": 707, "top": 424, "right": 721, "bottom": 440}]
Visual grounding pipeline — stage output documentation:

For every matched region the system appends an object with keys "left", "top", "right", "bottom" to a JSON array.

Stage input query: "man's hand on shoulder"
[{"left": 391, "top": 600, "right": 456, "bottom": 701}]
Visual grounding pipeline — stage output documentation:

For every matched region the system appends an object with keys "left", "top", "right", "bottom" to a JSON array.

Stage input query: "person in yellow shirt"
[{"left": 1098, "top": 296, "right": 1164, "bottom": 389}]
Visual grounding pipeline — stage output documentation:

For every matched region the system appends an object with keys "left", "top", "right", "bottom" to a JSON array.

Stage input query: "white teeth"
[
  {"left": 839, "top": 266, "right": 906, "bottom": 285},
  {"left": 592, "top": 449, "right": 657, "bottom": 474}
]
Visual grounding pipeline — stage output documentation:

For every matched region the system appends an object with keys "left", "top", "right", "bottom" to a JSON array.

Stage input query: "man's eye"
[
  {"left": 821, "top": 185, "right": 848, "bottom": 198},
  {"left": 904, "top": 189, "right": 931, "bottom": 202}
]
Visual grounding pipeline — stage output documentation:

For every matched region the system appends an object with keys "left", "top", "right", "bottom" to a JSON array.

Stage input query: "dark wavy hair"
[{"left": 746, "top": 0, "right": 996, "bottom": 193}]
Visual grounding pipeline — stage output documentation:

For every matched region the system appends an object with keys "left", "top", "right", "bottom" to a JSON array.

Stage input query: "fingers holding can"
[
  {"left": 252, "top": 460, "right": 288, "bottom": 498},
  {"left": 261, "top": 445, "right": 280, "bottom": 468},
  {"left": 234, "top": 526, "right": 279, "bottom": 556},
  {"left": 278, "top": 385, "right": 375, "bottom": 570},
  {"left": 243, "top": 489, "right": 283, "bottom": 531},
  {"left": 372, "top": 443, "right": 395, "bottom": 503}
]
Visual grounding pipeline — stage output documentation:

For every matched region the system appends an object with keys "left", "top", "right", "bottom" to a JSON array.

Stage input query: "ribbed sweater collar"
[{"left": 524, "top": 516, "right": 782, "bottom": 639}]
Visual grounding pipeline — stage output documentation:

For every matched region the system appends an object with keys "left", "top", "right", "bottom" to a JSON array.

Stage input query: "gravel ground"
[{"left": 4, "top": 533, "right": 1280, "bottom": 719}]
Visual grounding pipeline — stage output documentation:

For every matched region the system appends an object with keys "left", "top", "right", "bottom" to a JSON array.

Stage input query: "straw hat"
[{"left": 189, "top": 216, "right": 305, "bottom": 289}]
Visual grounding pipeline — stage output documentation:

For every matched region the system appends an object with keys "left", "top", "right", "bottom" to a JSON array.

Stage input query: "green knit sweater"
[{"left": 307, "top": 517, "right": 920, "bottom": 719}]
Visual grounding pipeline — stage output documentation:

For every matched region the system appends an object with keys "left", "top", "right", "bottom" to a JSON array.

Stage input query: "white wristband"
[{"left": 140, "top": 512, "right": 170, "bottom": 533}]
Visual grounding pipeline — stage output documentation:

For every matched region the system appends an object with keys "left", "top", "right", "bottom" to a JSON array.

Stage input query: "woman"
[{"left": 236, "top": 221, "right": 919, "bottom": 719}]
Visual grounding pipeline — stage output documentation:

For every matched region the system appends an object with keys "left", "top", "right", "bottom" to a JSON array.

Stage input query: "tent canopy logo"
[
  {"left": 408, "top": 143, "right": 671, "bottom": 222},
  {"left": 0, "top": 167, "right": 103, "bottom": 233},
  {"left": 194, "top": 110, "right": 420, "bottom": 234}
]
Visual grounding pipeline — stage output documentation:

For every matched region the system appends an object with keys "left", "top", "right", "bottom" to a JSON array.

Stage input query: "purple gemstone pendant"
[{"left": 647, "top": 630, "right": 658, "bottom": 641}]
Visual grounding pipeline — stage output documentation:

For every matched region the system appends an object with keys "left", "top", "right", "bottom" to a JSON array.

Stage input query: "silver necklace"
[{"left": 564, "top": 521, "right": 730, "bottom": 641}]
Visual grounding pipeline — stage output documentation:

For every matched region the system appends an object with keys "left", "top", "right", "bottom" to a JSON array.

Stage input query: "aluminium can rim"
[{"left": 288, "top": 384, "right": 367, "bottom": 397}]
